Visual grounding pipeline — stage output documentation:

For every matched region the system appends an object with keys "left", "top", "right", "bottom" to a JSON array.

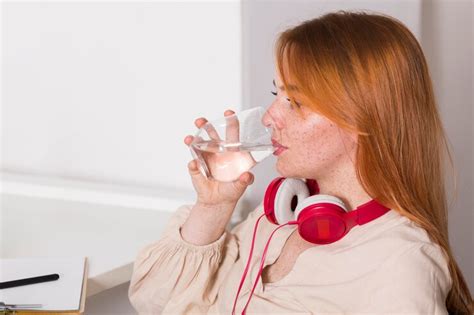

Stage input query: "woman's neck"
[{"left": 312, "top": 160, "right": 372, "bottom": 211}]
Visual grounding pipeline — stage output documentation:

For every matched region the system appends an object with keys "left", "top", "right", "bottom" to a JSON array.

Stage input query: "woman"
[{"left": 128, "top": 11, "right": 473, "bottom": 314}]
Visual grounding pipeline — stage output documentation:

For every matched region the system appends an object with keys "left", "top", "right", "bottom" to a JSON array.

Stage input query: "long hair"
[{"left": 275, "top": 10, "right": 473, "bottom": 314}]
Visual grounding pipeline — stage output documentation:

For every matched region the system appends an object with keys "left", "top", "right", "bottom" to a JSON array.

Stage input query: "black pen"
[{"left": 0, "top": 273, "right": 60, "bottom": 290}]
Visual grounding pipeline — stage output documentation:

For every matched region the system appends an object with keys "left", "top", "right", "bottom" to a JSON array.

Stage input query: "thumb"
[{"left": 237, "top": 172, "right": 254, "bottom": 187}]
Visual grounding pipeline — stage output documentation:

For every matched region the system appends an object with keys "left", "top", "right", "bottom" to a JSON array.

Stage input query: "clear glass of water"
[{"left": 189, "top": 106, "right": 276, "bottom": 182}]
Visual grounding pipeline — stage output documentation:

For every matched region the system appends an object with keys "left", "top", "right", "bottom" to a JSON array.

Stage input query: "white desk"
[{"left": 1, "top": 193, "right": 185, "bottom": 297}]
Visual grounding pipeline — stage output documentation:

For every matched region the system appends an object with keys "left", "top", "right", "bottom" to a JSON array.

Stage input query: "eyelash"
[{"left": 271, "top": 91, "right": 301, "bottom": 108}]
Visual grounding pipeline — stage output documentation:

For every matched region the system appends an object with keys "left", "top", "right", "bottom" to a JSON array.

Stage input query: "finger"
[
  {"left": 203, "top": 122, "right": 221, "bottom": 142},
  {"left": 225, "top": 109, "right": 240, "bottom": 151},
  {"left": 184, "top": 135, "right": 194, "bottom": 146},
  {"left": 195, "top": 118, "right": 208, "bottom": 128},
  {"left": 185, "top": 135, "right": 205, "bottom": 147},
  {"left": 187, "top": 159, "right": 209, "bottom": 184},
  {"left": 195, "top": 117, "right": 221, "bottom": 142},
  {"left": 187, "top": 159, "right": 201, "bottom": 175}
]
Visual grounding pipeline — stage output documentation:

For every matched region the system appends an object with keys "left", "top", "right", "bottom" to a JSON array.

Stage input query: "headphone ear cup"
[
  {"left": 294, "top": 194, "right": 349, "bottom": 244},
  {"left": 274, "top": 178, "right": 310, "bottom": 224},
  {"left": 263, "top": 177, "right": 285, "bottom": 225}
]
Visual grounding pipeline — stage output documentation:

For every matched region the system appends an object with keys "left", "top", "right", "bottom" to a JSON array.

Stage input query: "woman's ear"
[
  {"left": 340, "top": 127, "right": 358, "bottom": 145},
  {"left": 349, "top": 132, "right": 358, "bottom": 144},
  {"left": 337, "top": 128, "right": 358, "bottom": 160}
]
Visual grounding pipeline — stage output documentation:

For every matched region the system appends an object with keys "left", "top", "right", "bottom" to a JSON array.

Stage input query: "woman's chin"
[
  {"left": 276, "top": 162, "right": 315, "bottom": 180},
  {"left": 275, "top": 160, "right": 297, "bottom": 178}
]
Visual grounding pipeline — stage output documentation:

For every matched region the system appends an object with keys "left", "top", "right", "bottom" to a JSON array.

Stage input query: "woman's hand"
[{"left": 184, "top": 109, "right": 255, "bottom": 208}]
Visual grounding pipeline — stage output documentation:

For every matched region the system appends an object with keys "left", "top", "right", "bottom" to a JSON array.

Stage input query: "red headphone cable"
[
  {"left": 240, "top": 220, "right": 297, "bottom": 314},
  {"left": 231, "top": 213, "right": 266, "bottom": 315}
]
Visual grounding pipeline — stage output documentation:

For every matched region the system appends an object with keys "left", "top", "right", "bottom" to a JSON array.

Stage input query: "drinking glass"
[{"left": 189, "top": 106, "right": 276, "bottom": 182}]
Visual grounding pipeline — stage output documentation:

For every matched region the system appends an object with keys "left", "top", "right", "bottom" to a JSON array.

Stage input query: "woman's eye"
[
  {"left": 287, "top": 98, "right": 302, "bottom": 108},
  {"left": 271, "top": 90, "right": 301, "bottom": 108}
]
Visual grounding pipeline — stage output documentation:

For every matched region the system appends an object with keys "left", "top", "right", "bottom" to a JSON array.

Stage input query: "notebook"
[{"left": 0, "top": 257, "right": 87, "bottom": 312}]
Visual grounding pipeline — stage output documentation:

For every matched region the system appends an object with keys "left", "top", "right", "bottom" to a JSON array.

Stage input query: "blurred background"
[{"left": 1, "top": 0, "right": 472, "bottom": 313}]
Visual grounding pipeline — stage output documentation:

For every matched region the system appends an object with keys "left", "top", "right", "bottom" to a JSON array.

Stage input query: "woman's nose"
[
  {"left": 261, "top": 106, "right": 274, "bottom": 128},
  {"left": 262, "top": 103, "right": 284, "bottom": 130}
]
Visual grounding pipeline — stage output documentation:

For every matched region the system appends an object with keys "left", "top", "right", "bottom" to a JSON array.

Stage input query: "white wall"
[
  {"left": 420, "top": 0, "right": 473, "bottom": 292},
  {"left": 2, "top": 1, "right": 242, "bottom": 192},
  {"left": 1, "top": 1, "right": 242, "bottom": 312}
]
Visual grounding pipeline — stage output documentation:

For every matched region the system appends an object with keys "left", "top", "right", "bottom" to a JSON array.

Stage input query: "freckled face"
[{"left": 261, "top": 70, "right": 357, "bottom": 179}]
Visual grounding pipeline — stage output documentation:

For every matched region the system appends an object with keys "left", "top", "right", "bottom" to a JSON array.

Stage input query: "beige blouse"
[{"left": 128, "top": 203, "right": 452, "bottom": 314}]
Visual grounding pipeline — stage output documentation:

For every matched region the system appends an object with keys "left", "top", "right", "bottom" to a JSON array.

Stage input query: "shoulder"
[
  {"left": 339, "top": 210, "right": 453, "bottom": 295},
  {"left": 363, "top": 211, "right": 453, "bottom": 310},
  {"left": 361, "top": 241, "right": 452, "bottom": 314},
  {"left": 370, "top": 211, "right": 452, "bottom": 290},
  {"left": 381, "top": 241, "right": 451, "bottom": 287}
]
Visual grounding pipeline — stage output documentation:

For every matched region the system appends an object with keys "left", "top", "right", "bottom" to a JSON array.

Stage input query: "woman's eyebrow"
[{"left": 273, "top": 79, "right": 298, "bottom": 91}]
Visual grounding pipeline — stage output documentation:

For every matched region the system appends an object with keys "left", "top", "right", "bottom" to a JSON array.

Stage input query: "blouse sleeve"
[
  {"left": 127, "top": 204, "right": 258, "bottom": 314},
  {"left": 361, "top": 242, "right": 452, "bottom": 314}
]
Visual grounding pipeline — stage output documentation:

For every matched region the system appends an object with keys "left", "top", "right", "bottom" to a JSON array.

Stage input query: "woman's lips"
[
  {"left": 271, "top": 138, "right": 288, "bottom": 148},
  {"left": 272, "top": 139, "right": 288, "bottom": 156},
  {"left": 273, "top": 147, "right": 287, "bottom": 156}
]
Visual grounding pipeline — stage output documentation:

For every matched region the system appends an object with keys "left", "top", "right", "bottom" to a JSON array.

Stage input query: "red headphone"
[
  {"left": 264, "top": 177, "right": 391, "bottom": 244},
  {"left": 232, "top": 177, "right": 391, "bottom": 314}
]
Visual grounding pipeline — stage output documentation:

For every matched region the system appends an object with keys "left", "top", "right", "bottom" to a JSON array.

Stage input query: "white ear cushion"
[
  {"left": 274, "top": 178, "right": 310, "bottom": 224},
  {"left": 294, "top": 194, "right": 349, "bottom": 221}
]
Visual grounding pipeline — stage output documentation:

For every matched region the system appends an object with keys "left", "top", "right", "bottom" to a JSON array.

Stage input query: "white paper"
[{"left": 0, "top": 257, "right": 85, "bottom": 311}]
